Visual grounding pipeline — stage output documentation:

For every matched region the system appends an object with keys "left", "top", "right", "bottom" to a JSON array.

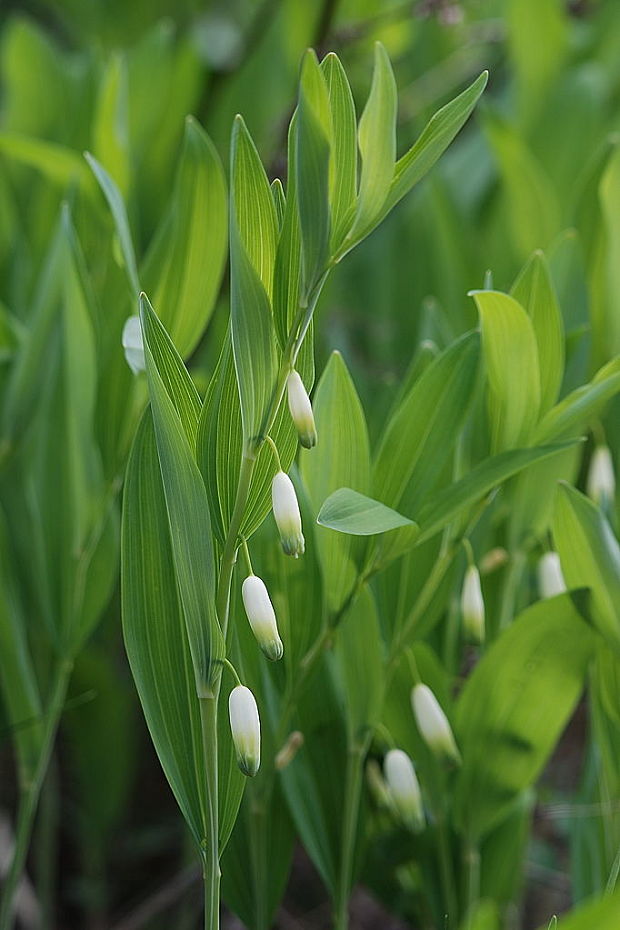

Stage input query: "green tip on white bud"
[
  {"left": 411, "top": 684, "right": 460, "bottom": 764},
  {"left": 241, "top": 574, "right": 284, "bottom": 661},
  {"left": 587, "top": 445, "right": 615, "bottom": 507},
  {"left": 272, "top": 471, "right": 305, "bottom": 557},
  {"left": 537, "top": 551, "right": 566, "bottom": 599},
  {"left": 228, "top": 685, "right": 261, "bottom": 777},
  {"left": 287, "top": 370, "right": 317, "bottom": 449},
  {"left": 461, "top": 565, "right": 485, "bottom": 644},
  {"left": 384, "top": 749, "right": 425, "bottom": 832},
  {"left": 122, "top": 315, "right": 145, "bottom": 374}
]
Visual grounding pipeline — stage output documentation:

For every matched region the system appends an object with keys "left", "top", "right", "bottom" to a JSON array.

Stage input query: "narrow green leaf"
[
  {"left": 300, "top": 351, "right": 370, "bottom": 612},
  {"left": 534, "top": 356, "right": 620, "bottom": 442},
  {"left": 229, "top": 115, "right": 278, "bottom": 298},
  {"left": 553, "top": 483, "right": 620, "bottom": 649},
  {"left": 91, "top": 53, "right": 131, "bottom": 198},
  {"left": 273, "top": 117, "right": 302, "bottom": 347},
  {"left": 473, "top": 290, "right": 541, "bottom": 451},
  {"left": 139, "top": 294, "right": 201, "bottom": 447},
  {"left": 334, "top": 586, "right": 384, "bottom": 740},
  {"left": 536, "top": 894, "right": 620, "bottom": 930},
  {"left": 295, "top": 50, "right": 331, "bottom": 300},
  {"left": 415, "top": 441, "right": 579, "bottom": 543},
  {"left": 0, "top": 131, "right": 94, "bottom": 190},
  {"left": 85, "top": 151, "right": 140, "bottom": 297},
  {"left": 121, "top": 412, "right": 209, "bottom": 847},
  {"left": 141, "top": 301, "right": 224, "bottom": 695},
  {"left": 317, "top": 488, "right": 416, "bottom": 537},
  {"left": 453, "top": 592, "right": 594, "bottom": 839},
  {"left": 321, "top": 52, "right": 357, "bottom": 250},
  {"left": 141, "top": 117, "right": 227, "bottom": 357},
  {"left": 511, "top": 251, "right": 564, "bottom": 414},
  {"left": 373, "top": 331, "right": 480, "bottom": 512},
  {"left": 346, "top": 70, "right": 488, "bottom": 251},
  {"left": 348, "top": 42, "right": 397, "bottom": 243}
]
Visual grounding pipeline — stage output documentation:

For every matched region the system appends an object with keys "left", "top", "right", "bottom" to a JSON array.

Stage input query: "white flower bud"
[
  {"left": 287, "top": 370, "right": 317, "bottom": 449},
  {"left": 122, "top": 315, "right": 145, "bottom": 374},
  {"left": 461, "top": 565, "right": 485, "bottom": 643},
  {"left": 587, "top": 445, "right": 615, "bottom": 507},
  {"left": 384, "top": 749, "right": 425, "bottom": 832},
  {"left": 228, "top": 685, "right": 260, "bottom": 777},
  {"left": 411, "top": 684, "right": 460, "bottom": 763},
  {"left": 537, "top": 551, "right": 566, "bottom": 599},
  {"left": 272, "top": 470, "right": 304, "bottom": 557},
  {"left": 241, "top": 574, "right": 283, "bottom": 661}
]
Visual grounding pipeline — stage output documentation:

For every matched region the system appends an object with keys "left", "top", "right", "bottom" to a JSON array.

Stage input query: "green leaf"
[
  {"left": 473, "top": 290, "right": 541, "bottom": 451},
  {"left": 91, "top": 52, "right": 130, "bottom": 198},
  {"left": 300, "top": 351, "right": 370, "bottom": 612},
  {"left": 534, "top": 356, "right": 620, "bottom": 442},
  {"left": 139, "top": 294, "right": 201, "bottom": 447},
  {"left": 415, "top": 441, "right": 579, "bottom": 544},
  {"left": 141, "top": 117, "right": 228, "bottom": 358},
  {"left": 453, "top": 592, "right": 594, "bottom": 839},
  {"left": 85, "top": 151, "right": 140, "bottom": 297},
  {"left": 552, "top": 483, "right": 620, "bottom": 649},
  {"left": 295, "top": 50, "right": 331, "bottom": 300},
  {"left": 122, "top": 413, "right": 240, "bottom": 850},
  {"left": 273, "top": 118, "right": 302, "bottom": 348},
  {"left": 140, "top": 299, "right": 224, "bottom": 694},
  {"left": 321, "top": 52, "right": 357, "bottom": 250},
  {"left": 348, "top": 42, "right": 396, "bottom": 243},
  {"left": 317, "top": 488, "right": 416, "bottom": 537},
  {"left": 344, "top": 70, "right": 487, "bottom": 253},
  {"left": 373, "top": 331, "right": 480, "bottom": 512},
  {"left": 229, "top": 119, "right": 279, "bottom": 450},
  {"left": 228, "top": 115, "right": 278, "bottom": 298},
  {"left": 334, "top": 586, "right": 384, "bottom": 740},
  {"left": 511, "top": 251, "right": 564, "bottom": 415},
  {"left": 0, "top": 131, "right": 94, "bottom": 190}
]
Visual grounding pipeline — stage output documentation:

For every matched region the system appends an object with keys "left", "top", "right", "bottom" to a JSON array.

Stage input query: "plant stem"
[
  {"left": 333, "top": 740, "right": 368, "bottom": 930},
  {"left": 0, "top": 657, "right": 73, "bottom": 930},
  {"left": 436, "top": 812, "right": 458, "bottom": 926},
  {"left": 498, "top": 548, "right": 526, "bottom": 631},
  {"left": 199, "top": 696, "right": 220, "bottom": 930}
]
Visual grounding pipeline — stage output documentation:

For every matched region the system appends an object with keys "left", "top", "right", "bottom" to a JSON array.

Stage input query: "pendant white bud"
[
  {"left": 121, "top": 315, "right": 145, "bottom": 374},
  {"left": 384, "top": 749, "right": 425, "bottom": 832},
  {"left": 461, "top": 565, "right": 485, "bottom": 643},
  {"left": 241, "top": 574, "right": 283, "bottom": 661},
  {"left": 537, "top": 551, "right": 566, "bottom": 599},
  {"left": 587, "top": 445, "right": 615, "bottom": 507},
  {"left": 287, "top": 370, "right": 317, "bottom": 449},
  {"left": 272, "top": 471, "right": 305, "bottom": 557},
  {"left": 411, "top": 684, "right": 460, "bottom": 763},
  {"left": 228, "top": 685, "right": 261, "bottom": 777}
]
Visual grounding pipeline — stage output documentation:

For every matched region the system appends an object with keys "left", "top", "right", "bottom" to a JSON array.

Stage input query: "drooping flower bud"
[
  {"left": 287, "top": 370, "right": 317, "bottom": 449},
  {"left": 411, "top": 684, "right": 460, "bottom": 763},
  {"left": 461, "top": 565, "right": 485, "bottom": 643},
  {"left": 384, "top": 749, "right": 425, "bottom": 832},
  {"left": 537, "top": 551, "right": 566, "bottom": 599},
  {"left": 122, "top": 315, "right": 145, "bottom": 374},
  {"left": 228, "top": 685, "right": 260, "bottom": 777},
  {"left": 272, "top": 471, "right": 305, "bottom": 557},
  {"left": 241, "top": 574, "right": 283, "bottom": 661},
  {"left": 587, "top": 445, "right": 616, "bottom": 507}
]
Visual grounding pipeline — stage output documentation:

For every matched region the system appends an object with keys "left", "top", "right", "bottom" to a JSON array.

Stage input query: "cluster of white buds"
[
  {"left": 122, "top": 316, "right": 145, "bottom": 374},
  {"left": 587, "top": 445, "right": 616, "bottom": 507},
  {"left": 537, "top": 551, "right": 566, "bottom": 599},
  {"left": 411, "top": 684, "right": 460, "bottom": 764},
  {"left": 228, "top": 685, "right": 261, "bottom": 777},
  {"left": 287, "top": 370, "right": 317, "bottom": 449},
  {"left": 461, "top": 564, "right": 485, "bottom": 643},
  {"left": 383, "top": 749, "right": 425, "bottom": 832},
  {"left": 241, "top": 574, "right": 283, "bottom": 661},
  {"left": 272, "top": 470, "right": 305, "bottom": 557}
]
